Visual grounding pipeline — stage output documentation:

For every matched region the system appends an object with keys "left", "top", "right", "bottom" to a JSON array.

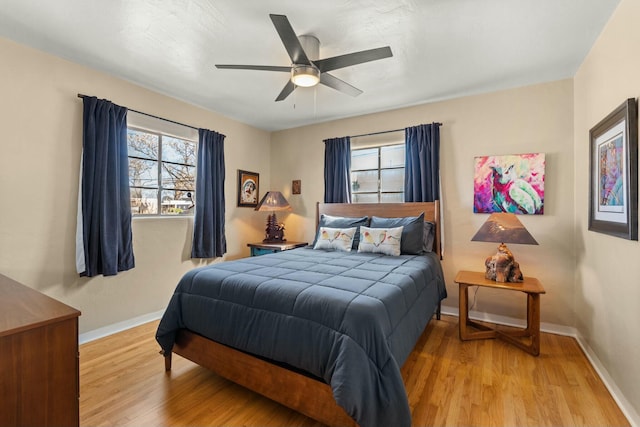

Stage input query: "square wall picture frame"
[{"left": 474, "top": 153, "right": 545, "bottom": 215}]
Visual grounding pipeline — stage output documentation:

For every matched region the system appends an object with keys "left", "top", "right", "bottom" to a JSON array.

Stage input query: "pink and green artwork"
[{"left": 474, "top": 153, "right": 545, "bottom": 215}]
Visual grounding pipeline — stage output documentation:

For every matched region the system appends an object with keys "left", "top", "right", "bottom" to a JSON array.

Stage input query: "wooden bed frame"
[{"left": 163, "top": 201, "right": 441, "bottom": 427}]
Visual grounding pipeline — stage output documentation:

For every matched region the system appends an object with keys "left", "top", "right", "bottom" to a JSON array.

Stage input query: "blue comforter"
[{"left": 156, "top": 247, "right": 446, "bottom": 427}]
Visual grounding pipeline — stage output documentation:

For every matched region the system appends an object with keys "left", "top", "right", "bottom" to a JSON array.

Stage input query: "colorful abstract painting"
[{"left": 474, "top": 153, "right": 545, "bottom": 215}]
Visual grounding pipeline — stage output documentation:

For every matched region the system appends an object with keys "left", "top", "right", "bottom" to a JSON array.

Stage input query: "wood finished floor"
[{"left": 79, "top": 316, "right": 630, "bottom": 426}]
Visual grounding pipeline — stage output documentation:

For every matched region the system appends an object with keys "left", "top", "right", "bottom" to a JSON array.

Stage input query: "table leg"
[
  {"left": 495, "top": 292, "right": 541, "bottom": 356},
  {"left": 528, "top": 293, "right": 541, "bottom": 356},
  {"left": 459, "top": 284, "right": 469, "bottom": 340}
]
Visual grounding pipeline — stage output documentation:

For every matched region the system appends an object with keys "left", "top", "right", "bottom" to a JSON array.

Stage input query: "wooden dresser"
[{"left": 0, "top": 273, "right": 81, "bottom": 427}]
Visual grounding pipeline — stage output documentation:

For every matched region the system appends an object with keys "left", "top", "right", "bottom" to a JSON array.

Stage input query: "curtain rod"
[
  {"left": 77, "top": 93, "right": 200, "bottom": 132},
  {"left": 349, "top": 122, "right": 442, "bottom": 139},
  {"left": 78, "top": 93, "right": 440, "bottom": 138}
]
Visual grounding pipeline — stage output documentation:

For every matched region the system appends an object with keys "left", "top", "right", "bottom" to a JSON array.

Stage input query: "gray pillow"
[
  {"left": 370, "top": 213, "right": 424, "bottom": 255},
  {"left": 423, "top": 221, "right": 436, "bottom": 253},
  {"left": 313, "top": 215, "right": 369, "bottom": 249}
]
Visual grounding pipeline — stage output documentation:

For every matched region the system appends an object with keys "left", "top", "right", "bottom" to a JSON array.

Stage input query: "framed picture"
[
  {"left": 589, "top": 98, "right": 638, "bottom": 240},
  {"left": 474, "top": 153, "right": 545, "bottom": 214},
  {"left": 292, "top": 179, "right": 301, "bottom": 195},
  {"left": 237, "top": 170, "right": 259, "bottom": 207}
]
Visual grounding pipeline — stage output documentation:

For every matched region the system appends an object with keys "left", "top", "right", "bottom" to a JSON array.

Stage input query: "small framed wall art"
[
  {"left": 237, "top": 170, "right": 259, "bottom": 207},
  {"left": 588, "top": 98, "right": 638, "bottom": 240},
  {"left": 292, "top": 180, "right": 301, "bottom": 195},
  {"left": 474, "top": 153, "right": 545, "bottom": 215}
]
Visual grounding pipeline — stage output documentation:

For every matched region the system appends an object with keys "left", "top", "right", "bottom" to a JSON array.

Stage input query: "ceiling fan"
[{"left": 215, "top": 14, "right": 393, "bottom": 102}]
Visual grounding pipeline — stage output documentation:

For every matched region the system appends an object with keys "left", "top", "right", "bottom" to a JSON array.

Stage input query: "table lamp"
[
  {"left": 471, "top": 213, "right": 538, "bottom": 283},
  {"left": 255, "top": 191, "right": 292, "bottom": 243}
]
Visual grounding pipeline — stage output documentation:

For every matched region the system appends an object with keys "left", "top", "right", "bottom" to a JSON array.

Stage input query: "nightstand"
[
  {"left": 247, "top": 241, "right": 308, "bottom": 256},
  {"left": 454, "top": 270, "right": 546, "bottom": 356}
]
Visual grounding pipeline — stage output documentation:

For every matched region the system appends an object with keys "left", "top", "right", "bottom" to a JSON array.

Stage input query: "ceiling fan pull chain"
[{"left": 314, "top": 86, "right": 317, "bottom": 116}]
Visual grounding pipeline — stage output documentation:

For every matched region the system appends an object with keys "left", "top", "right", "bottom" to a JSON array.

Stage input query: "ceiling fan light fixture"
[{"left": 291, "top": 65, "right": 320, "bottom": 87}]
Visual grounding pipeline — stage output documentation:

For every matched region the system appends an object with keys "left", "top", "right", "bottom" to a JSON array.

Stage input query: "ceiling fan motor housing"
[{"left": 298, "top": 34, "right": 319, "bottom": 60}]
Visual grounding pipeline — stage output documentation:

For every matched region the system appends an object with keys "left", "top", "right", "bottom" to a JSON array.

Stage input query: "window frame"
[
  {"left": 127, "top": 126, "right": 198, "bottom": 217},
  {"left": 350, "top": 141, "right": 405, "bottom": 203}
]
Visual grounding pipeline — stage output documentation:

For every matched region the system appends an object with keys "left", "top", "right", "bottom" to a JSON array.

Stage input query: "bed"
[{"left": 156, "top": 201, "right": 446, "bottom": 427}]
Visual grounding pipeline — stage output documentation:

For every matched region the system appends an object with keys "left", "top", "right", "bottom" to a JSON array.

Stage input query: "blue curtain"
[
  {"left": 404, "top": 123, "right": 441, "bottom": 202},
  {"left": 191, "top": 129, "right": 227, "bottom": 258},
  {"left": 323, "top": 136, "right": 352, "bottom": 203},
  {"left": 77, "top": 97, "right": 134, "bottom": 277}
]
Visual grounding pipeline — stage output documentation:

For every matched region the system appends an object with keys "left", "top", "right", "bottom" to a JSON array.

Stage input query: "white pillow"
[
  {"left": 313, "top": 227, "right": 357, "bottom": 252},
  {"left": 357, "top": 226, "right": 404, "bottom": 256}
]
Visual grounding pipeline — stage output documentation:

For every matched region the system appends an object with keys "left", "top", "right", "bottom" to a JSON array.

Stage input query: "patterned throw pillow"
[
  {"left": 370, "top": 213, "right": 424, "bottom": 254},
  {"left": 313, "top": 227, "right": 357, "bottom": 252},
  {"left": 313, "top": 215, "right": 369, "bottom": 250},
  {"left": 357, "top": 226, "right": 404, "bottom": 256}
]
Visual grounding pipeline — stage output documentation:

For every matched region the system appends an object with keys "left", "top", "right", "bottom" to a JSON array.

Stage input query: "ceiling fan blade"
[
  {"left": 319, "top": 73, "right": 363, "bottom": 97},
  {"left": 269, "top": 14, "right": 311, "bottom": 65},
  {"left": 215, "top": 65, "right": 291, "bottom": 72},
  {"left": 275, "top": 80, "right": 297, "bottom": 102},
  {"left": 314, "top": 46, "right": 392, "bottom": 73}
]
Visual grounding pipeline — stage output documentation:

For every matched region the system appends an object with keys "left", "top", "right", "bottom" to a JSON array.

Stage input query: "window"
[
  {"left": 127, "top": 127, "right": 197, "bottom": 216},
  {"left": 351, "top": 142, "right": 405, "bottom": 203}
]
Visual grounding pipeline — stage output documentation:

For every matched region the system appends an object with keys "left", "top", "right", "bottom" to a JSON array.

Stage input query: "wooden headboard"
[{"left": 316, "top": 201, "right": 441, "bottom": 257}]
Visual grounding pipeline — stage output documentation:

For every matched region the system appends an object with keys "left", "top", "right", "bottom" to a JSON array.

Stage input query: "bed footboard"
[{"left": 164, "top": 329, "right": 357, "bottom": 427}]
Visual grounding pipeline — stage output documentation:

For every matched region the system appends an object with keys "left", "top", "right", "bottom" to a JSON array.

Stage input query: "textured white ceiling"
[{"left": 0, "top": 0, "right": 620, "bottom": 131}]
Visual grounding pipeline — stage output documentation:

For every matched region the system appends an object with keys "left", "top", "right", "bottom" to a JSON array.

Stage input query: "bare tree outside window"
[{"left": 127, "top": 128, "right": 196, "bottom": 216}]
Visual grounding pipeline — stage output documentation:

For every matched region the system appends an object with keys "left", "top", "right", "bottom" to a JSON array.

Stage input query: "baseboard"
[
  {"left": 440, "top": 306, "right": 637, "bottom": 427},
  {"left": 79, "top": 309, "right": 164, "bottom": 345},
  {"left": 575, "top": 334, "right": 640, "bottom": 427}
]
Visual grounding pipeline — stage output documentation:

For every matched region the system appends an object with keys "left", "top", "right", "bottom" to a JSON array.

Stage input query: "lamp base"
[
  {"left": 484, "top": 243, "right": 524, "bottom": 283},
  {"left": 263, "top": 213, "right": 286, "bottom": 243}
]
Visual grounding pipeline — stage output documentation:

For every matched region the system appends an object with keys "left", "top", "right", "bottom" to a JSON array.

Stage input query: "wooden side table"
[
  {"left": 247, "top": 241, "right": 307, "bottom": 256},
  {"left": 454, "top": 270, "right": 546, "bottom": 356}
]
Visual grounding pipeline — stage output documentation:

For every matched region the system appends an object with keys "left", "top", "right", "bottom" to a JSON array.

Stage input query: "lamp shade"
[
  {"left": 255, "top": 191, "right": 292, "bottom": 212},
  {"left": 471, "top": 213, "right": 538, "bottom": 245}
]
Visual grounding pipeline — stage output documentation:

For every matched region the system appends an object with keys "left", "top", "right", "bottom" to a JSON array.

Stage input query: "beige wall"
[
  {"left": 574, "top": 0, "right": 640, "bottom": 419},
  {"left": 2, "top": 5, "right": 638, "bottom": 418},
  {"left": 0, "top": 37, "right": 270, "bottom": 333},
  {"left": 271, "top": 79, "right": 575, "bottom": 327}
]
